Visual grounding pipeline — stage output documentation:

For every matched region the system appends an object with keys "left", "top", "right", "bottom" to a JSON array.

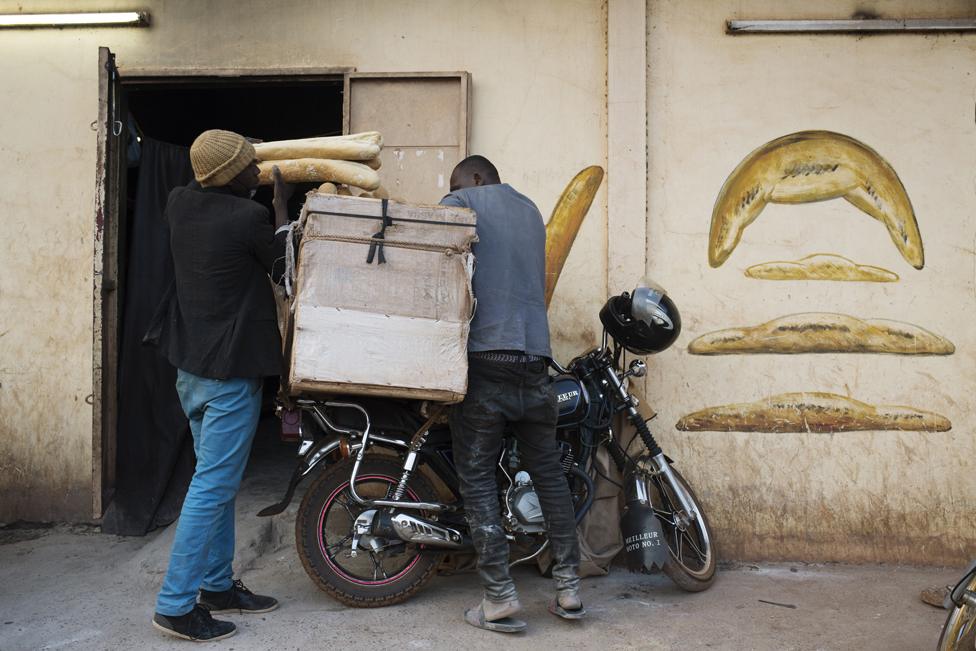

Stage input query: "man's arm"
[
  {"left": 249, "top": 208, "right": 288, "bottom": 283},
  {"left": 272, "top": 165, "right": 294, "bottom": 230},
  {"left": 251, "top": 165, "right": 295, "bottom": 283},
  {"left": 439, "top": 192, "right": 465, "bottom": 208}
]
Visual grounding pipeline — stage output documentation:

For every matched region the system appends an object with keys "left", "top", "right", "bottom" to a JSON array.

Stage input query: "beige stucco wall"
[
  {"left": 643, "top": 0, "right": 976, "bottom": 564},
  {"left": 0, "top": 0, "right": 608, "bottom": 521}
]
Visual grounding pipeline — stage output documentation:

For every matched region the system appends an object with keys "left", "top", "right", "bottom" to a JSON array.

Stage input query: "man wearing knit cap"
[{"left": 146, "top": 129, "right": 292, "bottom": 642}]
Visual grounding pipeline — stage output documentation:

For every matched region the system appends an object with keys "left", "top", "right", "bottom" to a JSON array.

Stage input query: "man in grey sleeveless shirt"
[{"left": 440, "top": 156, "right": 584, "bottom": 633}]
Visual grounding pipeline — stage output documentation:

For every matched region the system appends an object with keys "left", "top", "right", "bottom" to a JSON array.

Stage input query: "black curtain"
[{"left": 102, "top": 138, "right": 196, "bottom": 536}]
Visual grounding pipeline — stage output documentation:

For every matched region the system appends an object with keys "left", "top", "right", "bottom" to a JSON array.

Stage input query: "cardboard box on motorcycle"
[{"left": 279, "top": 192, "right": 478, "bottom": 403}]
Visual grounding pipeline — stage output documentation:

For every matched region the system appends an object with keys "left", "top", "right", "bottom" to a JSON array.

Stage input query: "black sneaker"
[
  {"left": 152, "top": 605, "right": 237, "bottom": 642},
  {"left": 199, "top": 579, "right": 279, "bottom": 614}
]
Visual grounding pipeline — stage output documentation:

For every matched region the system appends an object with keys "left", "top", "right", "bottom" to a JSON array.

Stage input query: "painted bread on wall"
[
  {"left": 544, "top": 166, "right": 605, "bottom": 307},
  {"left": 675, "top": 392, "right": 951, "bottom": 433},
  {"left": 687, "top": 313, "right": 954, "bottom": 355},
  {"left": 744, "top": 253, "right": 899, "bottom": 282},
  {"left": 708, "top": 131, "right": 923, "bottom": 269}
]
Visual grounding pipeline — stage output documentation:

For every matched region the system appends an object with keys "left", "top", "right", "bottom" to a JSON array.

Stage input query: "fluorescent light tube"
[{"left": 0, "top": 12, "right": 149, "bottom": 28}]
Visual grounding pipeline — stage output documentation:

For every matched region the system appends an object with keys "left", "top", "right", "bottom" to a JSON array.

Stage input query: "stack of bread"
[{"left": 254, "top": 131, "right": 388, "bottom": 198}]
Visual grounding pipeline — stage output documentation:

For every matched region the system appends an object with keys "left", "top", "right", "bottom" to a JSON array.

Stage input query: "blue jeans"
[{"left": 155, "top": 370, "right": 262, "bottom": 616}]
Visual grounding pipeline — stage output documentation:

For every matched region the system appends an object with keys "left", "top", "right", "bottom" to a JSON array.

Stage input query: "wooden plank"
[
  {"left": 102, "top": 55, "right": 123, "bottom": 513},
  {"left": 117, "top": 65, "right": 354, "bottom": 80},
  {"left": 91, "top": 48, "right": 125, "bottom": 519},
  {"left": 345, "top": 72, "right": 470, "bottom": 204},
  {"left": 91, "top": 47, "right": 111, "bottom": 519},
  {"left": 350, "top": 78, "right": 460, "bottom": 145}
]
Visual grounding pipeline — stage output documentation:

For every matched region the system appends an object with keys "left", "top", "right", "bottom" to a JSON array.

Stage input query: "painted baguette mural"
[
  {"left": 675, "top": 393, "right": 952, "bottom": 433},
  {"left": 707, "top": 130, "right": 924, "bottom": 271},
  {"left": 544, "top": 165, "right": 604, "bottom": 307},
  {"left": 688, "top": 313, "right": 954, "bottom": 356},
  {"left": 744, "top": 254, "right": 898, "bottom": 282},
  {"left": 680, "top": 130, "right": 951, "bottom": 434}
]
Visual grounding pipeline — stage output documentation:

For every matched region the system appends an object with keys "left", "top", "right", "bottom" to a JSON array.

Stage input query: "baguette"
[
  {"left": 545, "top": 166, "right": 605, "bottom": 306},
  {"left": 253, "top": 131, "right": 382, "bottom": 161},
  {"left": 745, "top": 254, "right": 898, "bottom": 282},
  {"left": 709, "top": 131, "right": 923, "bottom": 269},
  {"left": 257, "top": 159, "right": 381, "bottom": 191},
  {"left": 688, "top": 313, "right": 954, "bottom": 355},
  {"left": 675, "top": 392, "right": 951, "bottom": 433}
]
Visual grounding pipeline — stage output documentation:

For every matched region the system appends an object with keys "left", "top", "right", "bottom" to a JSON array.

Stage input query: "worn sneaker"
[
  {"left": 199, "top": 579, "right": 279, "bottom": 614},
  {"left": 152, "top": 605, "right": 237, "bottom": 642}
]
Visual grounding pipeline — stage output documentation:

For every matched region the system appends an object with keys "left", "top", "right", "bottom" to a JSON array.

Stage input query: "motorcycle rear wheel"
[
  {"left": 938, "top": 574, "right": 976, "bottom": 651},
  {"left": 646, "top": 466, "right": 717, "bottom": 592},
  {"left": 295, "top": 454, "right": 444, "bottom": 607}
]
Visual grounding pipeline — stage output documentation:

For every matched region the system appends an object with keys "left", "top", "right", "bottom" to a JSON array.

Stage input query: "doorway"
[
  {"left": 92, "top": 49, "right": 471, "bottom": 530},
  {"left": 98, "top": 64, "right": 347, "bottom": 534}
]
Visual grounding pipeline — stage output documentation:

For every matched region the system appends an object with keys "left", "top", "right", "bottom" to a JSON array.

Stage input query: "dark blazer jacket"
[{"left": 145, "top": 181, "right": 287, "bottom": 379}]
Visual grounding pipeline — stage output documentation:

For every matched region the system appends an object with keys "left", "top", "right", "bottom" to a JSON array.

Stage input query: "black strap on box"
[{"left": 365, "top": 199, "right": 392, "bottom": 264}]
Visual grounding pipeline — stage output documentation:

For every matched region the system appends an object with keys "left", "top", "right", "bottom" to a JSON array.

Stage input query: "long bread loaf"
[
  {"left": 688, "top": 313, "right": 954, "bottom": 355},
  {"left": 675, "top": 392, "right": 951, "bottom": 433},
  {"left": 257, "top": 159, "right": 380, "bottom": 190},
  {"left": 745, "top": 254, "right": 898, "bottom": 282},
  {"left": 253, "top": 132, "right": 382, "bottom": 161}
]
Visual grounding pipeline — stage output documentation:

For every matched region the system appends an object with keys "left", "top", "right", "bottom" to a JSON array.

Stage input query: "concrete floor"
[{"left": 0, "top": 439, "right": 959, "bottom": 651}]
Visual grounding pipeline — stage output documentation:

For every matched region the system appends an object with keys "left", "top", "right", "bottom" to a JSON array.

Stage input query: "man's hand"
[{"left": 272, "top": 165, "right": 295, "bottom": 229}]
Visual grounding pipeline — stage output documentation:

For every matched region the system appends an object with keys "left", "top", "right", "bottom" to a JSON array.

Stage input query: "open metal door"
[
  {"left": 92, "top": 46, "right": 125, "bottom": 518},
  {"left": 343, "top": 72, "right": 470, "bottom": 204}
]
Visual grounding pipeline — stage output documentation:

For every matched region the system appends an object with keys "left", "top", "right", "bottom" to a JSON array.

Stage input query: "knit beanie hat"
[{"left": 190, "top": 129, "right": 256, "bottom": 188}]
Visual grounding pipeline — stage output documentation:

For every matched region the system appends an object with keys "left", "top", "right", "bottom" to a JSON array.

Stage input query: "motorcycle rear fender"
[{"left": 256, "top": 434, "right": 409, "bottom": 517}]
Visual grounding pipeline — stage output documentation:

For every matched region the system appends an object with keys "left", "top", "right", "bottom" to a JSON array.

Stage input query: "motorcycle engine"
[{"left": 506, "top": 471, "right": 547, "bottom": 533}]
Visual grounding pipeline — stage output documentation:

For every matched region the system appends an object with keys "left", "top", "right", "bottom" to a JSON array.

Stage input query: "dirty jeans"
[
  {"left": 449, "top": 357, "right": 581, "bottom": 603},
  {"left": 155, "top": 371, "right": 262, "bottom": 616}
]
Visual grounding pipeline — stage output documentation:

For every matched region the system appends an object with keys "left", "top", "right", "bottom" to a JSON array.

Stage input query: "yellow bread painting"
[
  {"left": 687, "top": 313, "right": 954, "bottom": 355},
  {"left": 745, "top": 254, "right": 898, "bottom": 282},
  {"left": 675, "top": 392, "right": 951, "bottom": 433},
  {"left": 708, "top": 131, "right": 923, "bottom": 269},
  {"left": 545, "top": 166, "right": 605, "bottom": 307}
]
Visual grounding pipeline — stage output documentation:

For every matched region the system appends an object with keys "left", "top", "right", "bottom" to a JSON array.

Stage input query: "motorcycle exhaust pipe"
[{"left": 373, "top": 511, "right": 472, "bottom": 550}]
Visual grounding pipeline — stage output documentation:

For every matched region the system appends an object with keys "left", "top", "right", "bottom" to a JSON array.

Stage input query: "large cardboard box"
[{"left": 287, "top": 193, "right": 477, "bottom": 402}]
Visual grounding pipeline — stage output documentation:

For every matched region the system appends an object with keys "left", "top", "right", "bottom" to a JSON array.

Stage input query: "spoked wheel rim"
[
  {"left": 647, "top": 473, "right": 713, "bottom": 580},
  {"left": 317, "top": 474, "right": 422, "bottom": 586},
  {"left": 940, "top": 580, "right": 976, "bottom": 650}
]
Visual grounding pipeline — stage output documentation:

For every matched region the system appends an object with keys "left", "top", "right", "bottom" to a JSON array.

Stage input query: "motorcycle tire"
[
  {"left": 649, "top": 466, "right": 717, "bottom": 592},
  {"left": 938, "top": 573, "right": 976, "bottom": 651},
  {"left": 296, "top": 454, "right": 444, "bottom": 608}
]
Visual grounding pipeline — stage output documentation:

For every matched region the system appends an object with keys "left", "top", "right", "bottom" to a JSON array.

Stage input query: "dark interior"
[
  {"left": 124, "top": 77, "right": 344, "bottom": 225},
  {"left": 103, "top": 78, "right": 344, "bottom": 535}
]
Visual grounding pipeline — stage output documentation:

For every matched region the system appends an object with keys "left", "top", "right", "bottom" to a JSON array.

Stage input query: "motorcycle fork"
[{"left": 602, "top": 366, "right": 700, "bottom": 522}]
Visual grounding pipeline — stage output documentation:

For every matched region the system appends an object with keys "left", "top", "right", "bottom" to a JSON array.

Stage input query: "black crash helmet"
[{"left": 599, "top": 280, "right": 681, "bottom": 355}]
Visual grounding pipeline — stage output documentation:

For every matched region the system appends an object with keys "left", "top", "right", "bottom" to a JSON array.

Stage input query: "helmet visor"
[{"left": 631, "top": 281, "right": 676, "bottom": 331}]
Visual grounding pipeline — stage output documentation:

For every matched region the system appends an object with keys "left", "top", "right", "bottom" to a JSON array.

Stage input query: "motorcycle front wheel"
[
  {"left": 938, "top": 573, "right": 976, "bottom": 651},
  {"left": 645, "top": 465, "right": 717, "bottom": 591},
  {"left": 295, "top": 454, "right": 444, "bottom": 607}
]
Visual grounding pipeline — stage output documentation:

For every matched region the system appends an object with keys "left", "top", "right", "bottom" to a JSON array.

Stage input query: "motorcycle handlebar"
[{"left": 547, "top": 357, "right": 571, "bottom": 375}]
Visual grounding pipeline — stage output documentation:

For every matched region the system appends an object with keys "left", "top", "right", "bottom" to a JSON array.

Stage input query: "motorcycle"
[
  {"left": 937, "top": 560, "right": 976, "bottom": 650},
  {"left": 259, "top": 283, "right": 716, "bottom": 606}
]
